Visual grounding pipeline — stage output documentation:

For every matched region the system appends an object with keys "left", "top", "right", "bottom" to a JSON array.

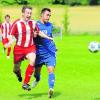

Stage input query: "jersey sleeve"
[
  {"left": 32, "top": 20, "right": 40, "bottom": 33},
  {"left": 1, "top": 24, "right": 4, "bottom": 34},
  {"left": 10, "top": 22, "right": 17, "bottom": 36},
  {"left": 35, "top": 23, "right": 40, "bottom": 33}
]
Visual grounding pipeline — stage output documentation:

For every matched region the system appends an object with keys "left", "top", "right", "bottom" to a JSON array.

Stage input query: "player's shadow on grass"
[
  {"left": 18, "top": 91, "right": 61, "bottom": 99},
  {"left": 94, "top": 98, "right": 100, "bottom": 100}
]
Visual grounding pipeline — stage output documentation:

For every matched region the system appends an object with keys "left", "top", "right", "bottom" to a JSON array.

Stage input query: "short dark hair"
[
  {"left": 22, "top": 6, "right": 32, "bottom": 13},
  {"left": 5, "top": 14, "right": 10, "bottom": 19},
  {"left": 41, "top": 8, "right": 51, "bottom": 14}
]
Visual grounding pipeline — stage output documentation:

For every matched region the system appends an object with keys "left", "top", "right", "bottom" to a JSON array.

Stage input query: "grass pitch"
[{"left": 0, "top": 35, "right": 100, "bottom": 100}]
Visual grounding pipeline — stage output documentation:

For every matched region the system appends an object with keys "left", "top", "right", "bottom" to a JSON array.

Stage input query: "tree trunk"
[
  {"left": 15, "top": 0, "right": 28, "bottom": 5},
  {"left": 89, "top": 0, "right": 98, "bottom": 5},
  {"left": 61, "top": 0, "right": 65, "bottom": 5},
  {"left": 53, "top": 0, "right": 60, "bottom": 4}
]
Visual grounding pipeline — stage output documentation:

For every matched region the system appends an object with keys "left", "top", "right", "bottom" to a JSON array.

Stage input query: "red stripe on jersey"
[
  {"left": 35, "top": 24, "right": 40, "bottom": 33},
  {"left": 10, "top": 19, "right": 19, "bottom": 36},
  {"left": 5, "top": 23, "right": 7, "bottom": 38},
  {"left": 1, "top": 24, "right": 3, "bottom": 34}
]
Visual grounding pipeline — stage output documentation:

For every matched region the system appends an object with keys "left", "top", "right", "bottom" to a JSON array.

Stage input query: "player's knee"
[
  {"left": 48, "top": 68, "right": 54, "bottom": 73},
  {"left": 28, "top": 54, "right": 36, "bottom": 66},
  {"left": 34, "top": 73, "right": 40, "bottom": 82},
  {"left": 29, "top": 58, "right": 35, "bottom": 66}
]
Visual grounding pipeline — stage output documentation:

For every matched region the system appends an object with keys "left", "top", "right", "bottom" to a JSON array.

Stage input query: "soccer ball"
[{"left": 88, "top": 41, "right": 99, "bottom": 53}]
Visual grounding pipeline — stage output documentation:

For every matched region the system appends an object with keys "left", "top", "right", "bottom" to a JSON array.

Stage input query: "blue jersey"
[{"left": 35, "top": 20, "right": 56, "bottom": 57}]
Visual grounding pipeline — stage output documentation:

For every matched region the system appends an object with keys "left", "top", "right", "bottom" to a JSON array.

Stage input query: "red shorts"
[
  {"left": 14, "top": 45, "right": 36, "bottom": 64},
  {"left": 2, "top": 38, "right": 9, "bottom": 46}
]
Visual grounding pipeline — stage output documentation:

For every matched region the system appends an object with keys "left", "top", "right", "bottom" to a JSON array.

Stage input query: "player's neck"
[
  {"left": 5, "top": 21, "right": 10, "bottom": 23},
  {"left": 21, "top": 18, "right": 29, "bottom": 24},
  {"left": 40, "top": 19, "right": 44, "bottom": 24},
  {"left": 40, "top": 19, "right": 47, "bottom": 24}
]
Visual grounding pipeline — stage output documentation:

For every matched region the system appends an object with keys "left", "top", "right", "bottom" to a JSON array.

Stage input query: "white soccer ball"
[{"left": 88, "top": 41, "right": 99, "bottom": 53}]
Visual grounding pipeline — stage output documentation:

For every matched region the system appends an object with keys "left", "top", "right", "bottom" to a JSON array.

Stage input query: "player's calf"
[
  {"left": 13, "top": 69, "right": 22, "bottom": 82},
  {"left": 14, "top": 71, "right": 22, "bottom": 82},
  {"left": 13, "top": 63, "right": 22, "bottom": 82},
  {"left": 34, "top": 73, "right": 40, "bottom": 82}
]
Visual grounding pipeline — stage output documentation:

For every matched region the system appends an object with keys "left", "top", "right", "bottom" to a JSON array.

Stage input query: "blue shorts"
[{"left": 35, "top": 54, "right": 56, "bottom": 67}]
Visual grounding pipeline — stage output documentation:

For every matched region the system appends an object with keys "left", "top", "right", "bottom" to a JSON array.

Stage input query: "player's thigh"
[{"left": 26, "top": 52, "right": 36, "bottom": 65}]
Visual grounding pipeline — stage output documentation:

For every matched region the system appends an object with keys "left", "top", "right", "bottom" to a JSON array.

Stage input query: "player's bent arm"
[
  {"left": 0, "top": 33, "right": 2, "bottom": 37},
  {"left": 8, "top": 35, "right": 15, "bottom": 46},
  {"left": 0, "top": 33, "right": 4, "bottom": 38},
  {"left": 38, "top": 31, "right": 53, "bottom": 40}
]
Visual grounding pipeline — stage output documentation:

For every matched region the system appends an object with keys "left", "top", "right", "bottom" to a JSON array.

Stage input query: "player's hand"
[
  {"left": 0, "top": 33, "right": 4, "bottom": 38},
  {"left": 4, "top": 43, "right": 9, "bottom": 48},
  {"left": 33, "top": 31, "right": 38, "bottom": 38}
]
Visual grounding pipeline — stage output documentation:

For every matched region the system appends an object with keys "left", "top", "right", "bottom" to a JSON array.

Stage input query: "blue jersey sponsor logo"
[
  {"left": 35, "top": 20, "right": 56, "bottom": 56},
  {"left": 41, "top": 30, "right": 48, "bottom": 35}
]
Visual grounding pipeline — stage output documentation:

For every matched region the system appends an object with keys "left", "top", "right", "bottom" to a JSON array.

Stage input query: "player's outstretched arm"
[{"left": 38, "top": 31, "right": 53, "bottom": 40}]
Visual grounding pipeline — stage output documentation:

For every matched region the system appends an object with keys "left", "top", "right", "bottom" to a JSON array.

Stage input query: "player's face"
[
  {"left": 41, "top": 11, "right": 51, "bottom": 23},
  {"left": 23, "top": 8, "right": 32, "bottom": 21},
  {"left": 5, "top": 17, "right": 10, "bottom": 23}
]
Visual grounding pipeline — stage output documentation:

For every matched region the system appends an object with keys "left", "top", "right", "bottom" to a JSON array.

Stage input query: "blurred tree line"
[
  {"left": 53, "top": 0, "right": 99, "bottom": 6},
  {"left": 0, "top": 0, "right": 100, "bottom": 5}
]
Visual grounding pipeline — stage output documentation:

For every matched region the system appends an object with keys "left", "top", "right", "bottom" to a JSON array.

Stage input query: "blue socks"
[
  {"left": 48, "top": 73, "right": 55, "bottom": 89},
  {"left": 34, "top": 72, "right": 55, "bottom": 89}
]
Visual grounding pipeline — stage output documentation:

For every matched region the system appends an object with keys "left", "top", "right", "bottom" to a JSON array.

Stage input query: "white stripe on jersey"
[
  {"left": 32, "top": 20, "right": 36, "bottom": 45},
  {"left": 31, "top": 20, "right": 36, "bottom": 45},
  {"left": 24, "top": 24, "right": 31, "bottom": 47},
  {"left": 32, "top": 20, "right": 36, "bottom": 30},
  {"left": 6, "top": 23, "right": 9, "bottom": 38},
  {"left": 3, "top": 23, "right": 6, "bottom": 38},
  {"left": 17, "top": 21, "right": 22, "bottom": 46}
]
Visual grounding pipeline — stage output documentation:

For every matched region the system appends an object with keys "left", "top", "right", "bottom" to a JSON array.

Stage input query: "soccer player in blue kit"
[{"left": 32, "top": 8, "right": 57, "bottom": 98}]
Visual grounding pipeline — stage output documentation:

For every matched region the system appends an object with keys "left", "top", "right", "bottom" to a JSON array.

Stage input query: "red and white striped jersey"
[
  {"left": 1, "top": 22, "right": 12, "bottom": 38},
  {"left": 11, "top": 19, "right": 40, "bottom": 47}
]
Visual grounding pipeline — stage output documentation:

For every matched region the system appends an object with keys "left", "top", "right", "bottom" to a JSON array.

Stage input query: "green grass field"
[{"left": 0, "top": 35, "right": 100, "bottom": 100}]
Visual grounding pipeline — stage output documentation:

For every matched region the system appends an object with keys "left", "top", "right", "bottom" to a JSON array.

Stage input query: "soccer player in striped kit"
[
  {"left": 4, "top": 6, "right": 53, "bottom": 91},
  {"left": 1, "top": 14, "right": 11, "bottom": 59}
]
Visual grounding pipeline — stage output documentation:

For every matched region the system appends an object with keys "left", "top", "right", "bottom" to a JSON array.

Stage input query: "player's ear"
[
  {"left": 22, "top": 12, "right": 24, "bottom": 17},
  {"left": 22, "top": 12, "right": 24, "bottom": 16},
  {"left": 41, "top": 13, "right": 43, "bottom": 17}
]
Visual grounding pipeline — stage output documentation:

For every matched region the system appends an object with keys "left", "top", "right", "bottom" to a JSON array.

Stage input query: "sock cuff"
[
  {"left": 29, "top": 64, "right": 33, "bottom": 67},
  {"left": 49, "top": 72, "right": 54, "bottom": 75}
]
